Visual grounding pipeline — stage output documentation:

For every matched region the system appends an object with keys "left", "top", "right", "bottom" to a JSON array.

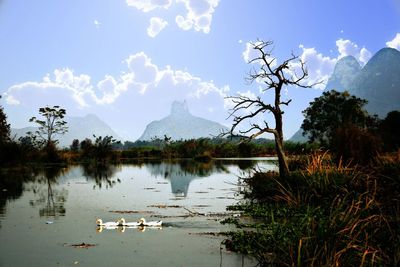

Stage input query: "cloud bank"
[
  {"left": 127, "top": 0, "right": 220, "bottom": 34},
  {"left": 3, "top": 52, "right": 230, "bottom": 138}
]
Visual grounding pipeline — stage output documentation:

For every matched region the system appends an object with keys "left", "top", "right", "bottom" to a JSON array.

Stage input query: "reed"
[{"left": 223, "top": 153, "right": 400, "bottom": 266}]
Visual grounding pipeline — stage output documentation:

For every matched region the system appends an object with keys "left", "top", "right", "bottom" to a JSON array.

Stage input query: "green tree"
[
  {"left": 0, "top": 95, "right": 11, "bottom": 143},
  {"left": 92, "top": 135, "right": 118, "bottom": 163},
  {"left": 226, "top": 40, "right": 316, "bottom": 177},
  {"left": 301, "top": 90, "right": 372, "bottom": 146},
  {"left": 29, "top": 106, "right": 68, "bottom": 147},
  {"left": 70, "top": 139, "right": 80, "bottom": 152},
  {"left": 301, "top": 90, "right": 381, "bottom": 164}
]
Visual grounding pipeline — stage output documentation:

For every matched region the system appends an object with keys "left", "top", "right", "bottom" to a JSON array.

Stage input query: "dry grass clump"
[{"left": 223, "top": 153, "right": 400, "bottom": 266}]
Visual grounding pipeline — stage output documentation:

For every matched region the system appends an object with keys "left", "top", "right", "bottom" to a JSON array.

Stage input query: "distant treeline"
[{"left": 114, "top": 137, "right": 319, "bottom": 160}]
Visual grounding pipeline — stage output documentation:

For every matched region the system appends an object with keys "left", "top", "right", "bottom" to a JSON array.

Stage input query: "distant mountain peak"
[
  {"left": 139, "top": 101, "right": 228, "bottom": 141},
  {"left": 170, "top": 100, "right": 190, "bottom": 116},
  {"left": 11, "top": 114, "right": 120, "bottom": 147},
  {"left": 325, "top": 55, "right": 361, "bottom": 92}
]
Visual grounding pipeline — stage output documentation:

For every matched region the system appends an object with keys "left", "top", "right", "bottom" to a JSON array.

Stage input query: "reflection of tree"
[
  {"left": 0, "top": 169, "right": 36, "bottom": 227},
  {"left": 146, "top": 160, "right": 229, "bottom": 197},
  {"left": 229, "top": 160, "right": 257, "bottom": 171},
  {"left": 82, "top": 163, "right": 121, "bottom": 189},
  {"left": 29, "top": 166, "right": 68, "bottom": 218}
]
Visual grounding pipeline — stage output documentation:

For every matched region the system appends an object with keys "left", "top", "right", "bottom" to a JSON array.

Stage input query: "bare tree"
[{"left": 226, "top": 40, "right": 317, "bottom": 177}]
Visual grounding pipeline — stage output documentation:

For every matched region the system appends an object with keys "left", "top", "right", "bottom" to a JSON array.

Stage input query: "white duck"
[
  {"left": 96, "top": 218, "right": 119, "bottom": 227},
  {"left": 138, "top": 217, "right": 162, "bottom": 227},
  {"left": 118, "top": 218, "right": 141, "bottom": 227}
]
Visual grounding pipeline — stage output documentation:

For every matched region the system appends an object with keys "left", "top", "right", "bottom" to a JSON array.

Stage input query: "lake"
[{"left": 0, "top": 158, "right": 277, "bottom": 267}]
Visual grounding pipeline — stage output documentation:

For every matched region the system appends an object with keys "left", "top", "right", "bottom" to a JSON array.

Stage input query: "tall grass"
[{"left": 222, "top": 152, "right": 400, "bottom": 266}]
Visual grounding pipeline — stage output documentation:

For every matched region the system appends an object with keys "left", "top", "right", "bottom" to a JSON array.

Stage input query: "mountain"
[
  {"left": 350, "top": 48, "right": 400, "bottom": 117},
  {"left": 138, "top": 101, "right": 229, "bottom": 141},
  {"left": 11, "top": 114, "right": 120, "bottom": 147},
  {"left": 325, "top": 55, "right": 361, "bottom": 92},
  {"left": 326, "top": 48, "right": 400, "bottom": 117},
  {"left": 290, "top": 47, "right": 400, "bottom": 142}
]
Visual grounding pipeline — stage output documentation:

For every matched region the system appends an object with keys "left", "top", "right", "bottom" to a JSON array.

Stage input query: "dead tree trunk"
[{"left": 226, "top": 40, "right": 318, "bottom": 178}]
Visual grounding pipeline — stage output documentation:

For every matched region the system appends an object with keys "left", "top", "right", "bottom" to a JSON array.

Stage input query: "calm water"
[{"left": 0, "top": 158, "right": 277, "bottom": 267}]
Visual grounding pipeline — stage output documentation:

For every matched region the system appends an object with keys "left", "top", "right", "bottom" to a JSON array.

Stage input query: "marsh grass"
[{"left": 222, "top": 152, "right": 400, "bottom": 266}]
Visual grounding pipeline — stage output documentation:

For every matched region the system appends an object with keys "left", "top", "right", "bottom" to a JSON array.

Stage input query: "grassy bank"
[{"left": 221, "top": 152, "right": 400, "bottom": 266}]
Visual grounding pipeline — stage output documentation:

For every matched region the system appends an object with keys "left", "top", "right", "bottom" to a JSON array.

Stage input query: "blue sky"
[{"left": 1, "top": 0, "right": 399, "bottom": 141}]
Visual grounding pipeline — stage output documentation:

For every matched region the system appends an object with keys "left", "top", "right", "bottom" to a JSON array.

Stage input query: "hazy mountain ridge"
[
  {"left": 11, "top": 114, "right": 120, "bottom": 147},
  {"left": 325, "top": 47, "right": 400, "bottom": 117},
  {"left": 290, "top": 47, "right": 400, "bottom": 142},
  {"left": 138, "top": 101, "right": 229, "bottom": 141},
  {"left": 325, "top": 55, "right": 361, "bottom": 92}
]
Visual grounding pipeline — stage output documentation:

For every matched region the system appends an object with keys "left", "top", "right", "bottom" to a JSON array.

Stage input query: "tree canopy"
[
  {"left": 301, "top": 90, "right": 373, "bottom": 146},
  {"left": 29, "top": 106, "right": 68, "bottom": 147},
  {"left": 0, "top": 96, "right": 11, "bottom": 144}
]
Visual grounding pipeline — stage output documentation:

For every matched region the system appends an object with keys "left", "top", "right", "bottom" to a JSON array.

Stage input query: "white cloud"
[
  {"left": 336, "top": 38, "right": 372, "bottom": 65},
  {"left": 94, "top": 20, "right": 101, "bottom": 28},
  {"left": 359, "top": 47, "right": 372, "bottom": 65},
  {"left": 175, "top": 0, "right": 219, "bottom": 33},
  {"left": 386, "top": 33, "right": 400, "bottom": 50},
  {"left": 147, "top": 17, "right": 168, "bottom": 37},
  {"left": 126, "top": 0, "right": 172, "bottom": 12},
  {"left": 294, "top": 45, "right": 337, "bottom": 89},
  {"left": 126, "top": 52, "right": 159, "bottom": 85},
  {"left": 242, "top": 42, "right": 259, "bottom": 63},
  {"left": 126, "top": 0, "right": 220, "bottom": 34},
  {"left": 242, "top": 41, "right": 277, "bottom": 68},
  {"left": 4, "top": 68, "right": 93, "bottom": 108}
]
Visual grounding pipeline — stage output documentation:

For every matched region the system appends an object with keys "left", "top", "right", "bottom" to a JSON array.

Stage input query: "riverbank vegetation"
[
  {"left": 222, "top": 152, "right": 400, "bottom": 266},
  {"left": 219, "top": 41, "right": 400, "bottom": 266}
]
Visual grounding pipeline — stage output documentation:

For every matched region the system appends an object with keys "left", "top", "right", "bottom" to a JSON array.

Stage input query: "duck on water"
[
  {"left": 96, "top": 218, "right": 162, "bottom": 227},
  {"left": 118, "top": 217, "right": 162, "bottom": 227}
]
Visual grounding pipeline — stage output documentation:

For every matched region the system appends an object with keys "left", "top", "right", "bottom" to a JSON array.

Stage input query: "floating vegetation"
[
  {"left": 109, "top": 210, "right": 155, "bottom": 214},
  {"left": 148, "top": 204, "right": 182, "bottom": 208},
  {"left": 66, "top": 242, "right": 97, "bottom": 249}
]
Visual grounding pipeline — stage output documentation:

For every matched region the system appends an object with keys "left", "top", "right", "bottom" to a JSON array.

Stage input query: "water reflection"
[
  {"left": 82, "top": 163, "right": 121, "bottom": 189},
  {"left": 29, "top": 166, "right": 68, "bottom": 218},
  {"left": 0, "top": 168, "right": 37, "bottom": 226},
  {"left": 146, "top": 160, "right": 229, "bottom": 197},
  {"left": 0, "top": 159, "right": 273, "bottom": 267}
]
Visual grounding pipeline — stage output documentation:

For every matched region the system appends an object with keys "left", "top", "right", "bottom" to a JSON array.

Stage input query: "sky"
[{"left": 1, "top": 0, "right": 399, "bottom": 141}]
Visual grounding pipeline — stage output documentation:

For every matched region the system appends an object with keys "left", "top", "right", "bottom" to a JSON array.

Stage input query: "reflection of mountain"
[{"left": 145, "top": 160, "right": 228, "bottom": 197}]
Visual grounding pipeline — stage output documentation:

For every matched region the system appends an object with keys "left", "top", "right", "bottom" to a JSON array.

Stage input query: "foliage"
[
  {"left": 301, "top": 90, "right": 383, "bottom": 164},
  {"left": 222, "top": 153, "right": 400, "bottom": 266},
  {"left": 0, "top": 95, "right": 10, "bottom": 144},
  {"left": 70, "top": 139, "right": 79, "bottom": 152},
  {"left": 79, "top": 135, "right": 119, "bottom": 164},
  {"left": 29, "top": 105, "right": 68, "bottom": 147},
  {"left": 301, "top": 90, "right": 372, "bottom": 146}
]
